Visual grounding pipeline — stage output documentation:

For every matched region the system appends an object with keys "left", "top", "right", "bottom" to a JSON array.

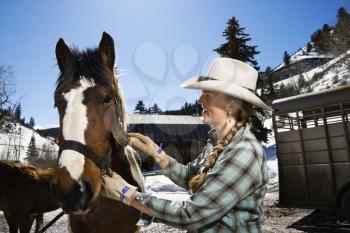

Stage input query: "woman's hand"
[
  {"left": 101, "top": 172, "right": 138, "bottom": 205},
  {"left": 128, "top": 133, "right": 170, "bottom": 169}
]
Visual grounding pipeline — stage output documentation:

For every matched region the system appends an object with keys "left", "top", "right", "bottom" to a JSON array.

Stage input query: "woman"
[{"left": 102, "top": 58, "right": 272, "bottom": 232}]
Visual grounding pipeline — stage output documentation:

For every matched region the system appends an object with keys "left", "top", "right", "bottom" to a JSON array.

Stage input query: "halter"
[
  {"left": 59, "top": 140, "right": 111, "bottom": 175},
  {"left": 58, "top": 97, "right": 123, "bottom": 176}
]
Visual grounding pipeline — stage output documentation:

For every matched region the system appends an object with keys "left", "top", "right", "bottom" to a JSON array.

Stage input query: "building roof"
[
  {"left": 41, "top": 115, "right": 211, "bottom": 142},
  {"left": 126, "top": 114, "right": 204, "bottom": 125},
  {"left": 127, "top": 114, "right": 210, "bottom": 142},
  {"left": 272, "top": 84, "right": 350, "bottom": 114}
]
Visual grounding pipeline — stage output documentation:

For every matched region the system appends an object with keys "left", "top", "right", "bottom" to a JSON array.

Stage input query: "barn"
[{"left": 127, "top": 114, "right": 211, "bottom": 171}]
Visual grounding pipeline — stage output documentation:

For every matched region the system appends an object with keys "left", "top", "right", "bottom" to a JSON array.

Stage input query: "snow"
[
  {"left": 0, "top": 141, "right": 299, "bottom": 233},
  {"left": 275, "top": 49, "right": 350, "bottom": 92},
  {"left": 274, "top": 45, "right": 333, "bottom": 71},
  {"left": 0, "top": 123, "right": 58, "bottom": 162},
  {"left": 0, "top": 45, "right": 348, "bottom": 233}
]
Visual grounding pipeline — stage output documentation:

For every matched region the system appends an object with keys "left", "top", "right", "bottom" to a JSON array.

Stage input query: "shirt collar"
[{"left": 207, "top": 123, "right": 251, "bottom": 146}]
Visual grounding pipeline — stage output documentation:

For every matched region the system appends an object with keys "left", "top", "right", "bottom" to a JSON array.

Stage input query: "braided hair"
[{"left": 188, "top": 97, "right": 253, "bottom": 193}]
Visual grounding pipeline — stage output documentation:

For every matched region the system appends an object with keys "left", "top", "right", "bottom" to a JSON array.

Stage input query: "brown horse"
[
  {"left": 50, "top": 32, "right": 144, "bottom": 233},
  {"left": 0, "top": 160, "right": 59, "bottom": 233}
]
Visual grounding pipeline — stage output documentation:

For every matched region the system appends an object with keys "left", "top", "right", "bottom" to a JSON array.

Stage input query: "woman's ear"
[
  {"left": 226, "top": 100, "right": 236, "bottom": 115},
  {"left": 226, "top": 98, "right": 243, "bottom": 118}
]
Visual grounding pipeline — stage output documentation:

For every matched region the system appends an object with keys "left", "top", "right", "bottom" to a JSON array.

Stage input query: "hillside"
[
  {"left": 274, "top": 48, "right": 350, "bottom": 91},
  {"left": 0, "top": 121, "right": 58, "bottom": 162}
]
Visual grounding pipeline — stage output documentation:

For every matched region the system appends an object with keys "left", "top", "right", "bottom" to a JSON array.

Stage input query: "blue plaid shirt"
[{"left": 136, "top": 124, "right": 268, "bottom": 232}]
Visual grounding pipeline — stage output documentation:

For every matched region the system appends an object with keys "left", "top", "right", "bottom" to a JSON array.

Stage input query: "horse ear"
[
  {"left": 55, "top": 38, "right": 72, "bottom": 72},
  {"left": 99, "top": 32, "right": 115, "bottom": 71}
]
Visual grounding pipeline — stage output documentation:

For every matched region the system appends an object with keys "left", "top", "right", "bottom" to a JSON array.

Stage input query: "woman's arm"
[
  {"left": 159, "top": 154, "right": 203, "bottom": 189},
  {"left": 131, "top": 147, "right": 264, "bottom": 231},
  {"left": 130, "top": 192, "right": 156, "bottom": 217}
]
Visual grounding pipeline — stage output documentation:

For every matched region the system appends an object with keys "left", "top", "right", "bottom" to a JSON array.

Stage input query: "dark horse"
[
  {"left": 0, "top": 160, "right": 59, "bottom": 233},
  {"left": 50, "top": 32, "right": 144, "bottom": 233}
]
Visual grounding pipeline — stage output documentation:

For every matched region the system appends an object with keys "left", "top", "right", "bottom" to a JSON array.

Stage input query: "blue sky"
[{"left": 1, "top": 0, "right": 349, "bottom": 128}]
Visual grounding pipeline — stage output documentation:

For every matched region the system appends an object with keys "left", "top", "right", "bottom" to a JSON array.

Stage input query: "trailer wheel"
[{"left": 341, "top": 188, "right": 350, "bottom": 220}]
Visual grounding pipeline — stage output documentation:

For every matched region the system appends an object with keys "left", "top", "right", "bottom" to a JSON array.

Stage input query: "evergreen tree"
[
  {"left": 195, "top": 100, "right": 203, "bottom": 116},
  {"left": 283, "top": 51, "right": 291, "bottom": 66},
  {"left": 297, "top": 74, "right": 306, "bottom": 89},
  {"left": 29, "top": 116, "right": 35, "bottom": 129},
  {"left": 306, "top": 42, "right": 312, "bottom": 52},
  {"left": 311, "top": 24, "right": 333, "bottom": 54},
  {"left": 262, "top": 67, "right": 276, "bottom": 104},
  {"left": 333, "top": 7, "right": 350, "bottom": 55},
  {"left": 26, "top": 135, "right": 39, "bottom": 162},
  {"left": 278, "top": 83, "right": 286, "bottom": 99},
  {"left": 134, "top": 100, "right": 146, "bottom": 114},
  {"left": 214, "top": 17, "right": 260, "bottom": 70},
  {"left": 14, "top": 103, "right": 21, "bottom": 121},
  {"left": 214, "top": 16, "right": 271, "bottom": 142},
  {"left": 150, "top": 103, "right": 161, "bottom": 114},
  {"left": 250, "top": 109, "right": 271, "bottom": 143}
]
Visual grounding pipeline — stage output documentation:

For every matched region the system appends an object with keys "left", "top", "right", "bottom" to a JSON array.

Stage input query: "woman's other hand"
[{"left": 128, "top": 133, "right": 170, "bottom": 169}]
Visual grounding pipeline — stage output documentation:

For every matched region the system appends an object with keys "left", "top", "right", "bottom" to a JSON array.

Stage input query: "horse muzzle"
[{"left": 51, "top": 178, "right": 96, "bottom": 214}]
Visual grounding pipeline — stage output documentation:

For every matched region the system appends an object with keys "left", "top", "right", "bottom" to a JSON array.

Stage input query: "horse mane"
[
  {"left": 0, "top": 160, "right": 54, "bottom": 182},
  {"left": 55, "top": 47, "right": 113, "bottom": 95},
  {"left": 54, "top": 46, "right": 126, "bottom": 127}
]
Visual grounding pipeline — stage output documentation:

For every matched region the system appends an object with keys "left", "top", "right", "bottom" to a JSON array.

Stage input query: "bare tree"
[
  {"left": 0, "top": 65, "right": 15, "bottom": 109},
  {"left": 0, "top": 65, "right": 16, "bottom": 133}
]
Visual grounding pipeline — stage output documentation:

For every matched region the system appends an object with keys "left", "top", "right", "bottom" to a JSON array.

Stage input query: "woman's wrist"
[
  {"left": 130, "top": 192, "right": 156, "bottom": 217},
  {"left": 157, "top": 153, "right": 170, "bottom": 169}
]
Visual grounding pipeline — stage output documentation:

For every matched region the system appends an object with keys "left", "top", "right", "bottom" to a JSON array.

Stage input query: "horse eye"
[{"left": 103, "top": 95, "right": 113, "bottom": 104}]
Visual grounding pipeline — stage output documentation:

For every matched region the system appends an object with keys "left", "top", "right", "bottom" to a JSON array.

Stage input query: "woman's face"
[{"left": 197, "top": 90, "right": 231, "bottom": 127}]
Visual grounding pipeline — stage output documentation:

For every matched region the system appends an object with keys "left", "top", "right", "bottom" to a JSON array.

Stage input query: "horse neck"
[
  {"left": 110, "top": 142, "right": 140, "bottom": 188},
  {"left": 0, "top": 161, "right": 16, "bottom": 183}
]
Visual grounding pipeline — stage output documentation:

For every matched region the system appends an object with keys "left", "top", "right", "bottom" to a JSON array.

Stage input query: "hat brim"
[{"left": 180, "top": 77, "right": 272, "bottom": 111}]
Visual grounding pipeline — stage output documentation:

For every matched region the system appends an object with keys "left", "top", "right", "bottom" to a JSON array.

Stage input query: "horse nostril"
[{"left": 80, "top": 180, "right": 93, "bottom": 207}]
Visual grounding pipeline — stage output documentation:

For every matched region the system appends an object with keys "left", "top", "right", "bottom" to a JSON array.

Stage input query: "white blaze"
[{"left": 59, "top": 78, "right": 95, "bottom": 181}]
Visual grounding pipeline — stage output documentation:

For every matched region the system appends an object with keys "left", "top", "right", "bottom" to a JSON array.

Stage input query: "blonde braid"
[{"left": 188, "top": 99, "right": 253, "bottom": 193}]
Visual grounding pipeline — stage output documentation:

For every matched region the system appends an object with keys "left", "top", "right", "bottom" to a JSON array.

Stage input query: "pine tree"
[
  {"left": 297, "top": 74, "right": 306, "bottom": 89},
  {"left": 214, "top": 17, "right": 260, "bottom": 70},
  {"left": 214, "top": 16, "right": 274, "bottom": 142},
  {"left": 332, "top": 7, "right": 350, "bottom": 56},
  {"left": 134, "top": 100, "right": 146, "bottom": 114},
  {"left": 311, "top": 24, "right": 333, "bottom": 54},
  {"left": 283, "top": 51, "right": 291, "bottom": 66},
  {"left": 278, "top": 83, "right": 286, "bottom": 99},
  {"left": 306, "top": 42, "right": 312, "bottom": 52},
  {"left": 26, "top": 135, "right": 39, "bottom": 162},
  {"left": 14, "top": 103, "right": 21, "bottom": 121},
  {"left": 29, "top": 116, "right": 35, "bottom": 129},
  {"left": 195, "top": 100, "right": 203, "bottom": 116},
  {"left": 262, "top": 67, "right": 275, "bottom": 104},
  {"left": 150, "top": 103, "right": 161, "bottom": 114}
]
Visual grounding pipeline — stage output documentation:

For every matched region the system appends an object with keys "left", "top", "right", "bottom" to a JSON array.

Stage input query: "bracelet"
[
  {"left": 157, "top": 143, "right": 163, "bottom": 154},
  {"left": 119, "top": 186, "right": 129, "bottom": 202}
]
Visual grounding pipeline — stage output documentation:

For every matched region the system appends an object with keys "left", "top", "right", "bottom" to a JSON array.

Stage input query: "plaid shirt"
[{"left": 136, "top": 124, "right": 268, "bottom": 233}]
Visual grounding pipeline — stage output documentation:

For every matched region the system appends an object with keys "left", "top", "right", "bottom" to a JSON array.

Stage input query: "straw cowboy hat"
[{"left": 180, "top": 58, "right": 272, "bottom": 111}]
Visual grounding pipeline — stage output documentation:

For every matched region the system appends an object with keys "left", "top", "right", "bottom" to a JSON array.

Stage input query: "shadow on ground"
[{"left": 290, "top": 209, "right": 350, "bottom": 233}]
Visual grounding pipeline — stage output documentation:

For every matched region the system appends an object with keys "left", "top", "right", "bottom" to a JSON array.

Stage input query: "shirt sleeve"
[
  {"left": 136, "top": 146, "right": 263, "bottom": 231},
  {"left": 158, "top": 146, "right": 209, "bottom": 189}
]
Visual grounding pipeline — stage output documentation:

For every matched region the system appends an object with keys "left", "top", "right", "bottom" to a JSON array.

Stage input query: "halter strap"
[{"left": 59, "top": 140, "right": 110, "bottom": 174}]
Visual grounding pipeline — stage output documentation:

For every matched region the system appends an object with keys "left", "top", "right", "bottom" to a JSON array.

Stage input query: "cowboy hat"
[{"left": 180, "top": 58, "right": 272, "bottom": 111}]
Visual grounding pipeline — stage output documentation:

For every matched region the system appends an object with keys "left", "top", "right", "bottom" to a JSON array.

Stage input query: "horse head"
[{"left": 51, "top": 32, "right": 128, "bottom": 214}]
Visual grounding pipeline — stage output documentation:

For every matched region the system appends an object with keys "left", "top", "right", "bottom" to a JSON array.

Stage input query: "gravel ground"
[{"left": 0, "top": 190, "right": 312, "bottom": 233}]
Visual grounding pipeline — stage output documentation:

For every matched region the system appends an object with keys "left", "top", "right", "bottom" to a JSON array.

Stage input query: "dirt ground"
[
  {"left": 139, "top": 191, "right": 313, "bottom": 233},
  {"left": 0, "top": 189, "right": 314, "bottom": 233},
  {"left": 261, "top": 192, "right": 312, "bottom": 233}
]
